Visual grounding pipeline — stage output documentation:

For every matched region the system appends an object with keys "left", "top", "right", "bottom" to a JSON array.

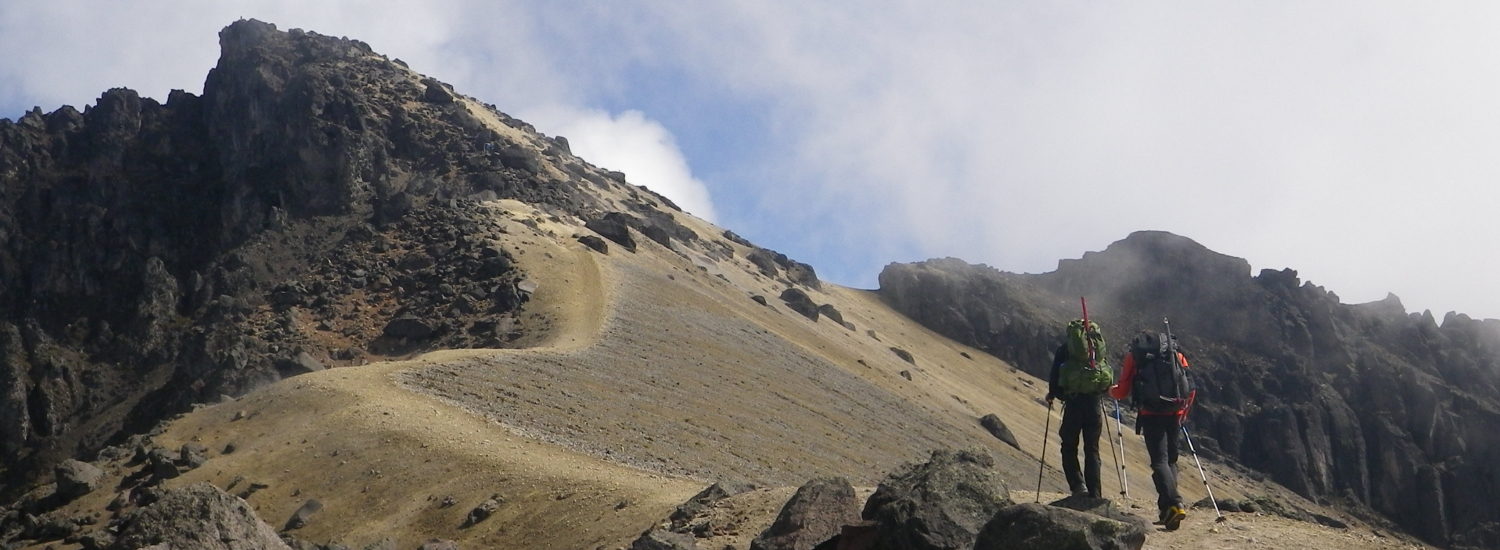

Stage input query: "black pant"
[
  {"left": 1139, "top": 414, "right": 1183, "bottom": 514},
  {"left": 1058, "top": 395, "right": 1102, "bottom": 497}
]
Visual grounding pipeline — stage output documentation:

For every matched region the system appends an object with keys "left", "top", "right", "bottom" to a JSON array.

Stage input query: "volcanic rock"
[
  {"left": 978, "top": 413, "right": 1021, "bottom": 451},
  {"left": 54, "top": 460, "right": 104, "bottom": 502},
  {"left": 860, "top": 449, "right": 1012, "bottom": 550},
  {"left": 750, "top": 477, "right": 861, "bottom": 550},
  {"left": 586, "top": 213, "right": 638, "bottom": 253},
  {"left": 109, "top": 482, "right": 291, "bottom": 550},
  {"left": 972, "top": 502, "right": 1146, "bottom": 550},
  {"left": 780, "top": 289, "right": 820, "bottom": 321},
  {"left": 632, "top": 527, "right": 699, "bottom": 550},
  {"left": 1047, "top": 495, "right": 1150, "bottom": 532},
  {"left": 283, "top": 499, "right": 323, "bottom": 530}
]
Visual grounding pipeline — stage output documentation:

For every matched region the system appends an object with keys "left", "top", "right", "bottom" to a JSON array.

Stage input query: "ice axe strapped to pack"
[{"left": 1059, "top": 298, "right": 1113, "bottom": 397}]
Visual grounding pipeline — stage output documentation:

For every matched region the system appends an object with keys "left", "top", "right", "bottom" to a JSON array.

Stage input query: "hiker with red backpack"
[
  {"left": 1110, "top": 328, "right": 1195, "bottom": 531},
  {"left": 1045, "top": 317, "right": 1114, "bottom": 499}
]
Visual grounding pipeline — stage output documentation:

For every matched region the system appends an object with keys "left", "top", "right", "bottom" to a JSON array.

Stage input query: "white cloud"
[
  {"left": 523, "top": 107, "right": 719, "bottom": 222},
  {"left": 4, "top": 2, "right": 1500, "bottom": 319}
]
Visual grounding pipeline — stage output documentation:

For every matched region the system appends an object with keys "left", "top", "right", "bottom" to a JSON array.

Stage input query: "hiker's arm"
[{"left": 1108, "top": 353, "right": 1135, "bottom": 401}]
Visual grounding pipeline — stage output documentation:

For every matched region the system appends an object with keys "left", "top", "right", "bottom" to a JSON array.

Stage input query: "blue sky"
[{"left": 3, "top": 1, "right": 1499, "bottom": 320}]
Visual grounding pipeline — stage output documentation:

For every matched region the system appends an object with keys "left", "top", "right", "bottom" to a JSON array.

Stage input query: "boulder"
[
  {"left": 576, "top": 234, "right": 609, "bottom": 254},
  {"left": 1047, "top": 495, "right": 1150, "bottom": 532},
  {"left": 420, "top": 78, "right": 454, "bottom": 103},
  {"left": 816, "top": 304, "right": 846, "bottom": 326},
  {"left": 978, "top": 414, "right": 1021, "bottom": 451},
  {"left": 463, "top": 495, "right": 504, "bottom": 527},
  {"left": 632, "top": 527, "right": 699, "bottom": 550},
  {"left": 889, "top": 348, "right": 915, "bottom": 364},
  {"left": 779, "top": 289, "right": 820, "bottom": 321},
  {"left": 972, "top": 503, "right": 1146, "bottom": 550},
  {"left": 861, "top": 449, "right": 1012, "bottom": 550},
  {"left": 54, "top": 459, "right": 104, "bottom": 501},
  {"left": 109, "top": 482, "right": 292, "bottom": 550},
  {"left": 750, "top": 477, "right": 861, "bottom": 550},
  {"left": 283, "top": 499, "right": 323, "bottom": 530},
  {"left": 747, "top": 249, "right": 780, "bottom": 277},
  {"left": 181, "top": 442, "right": 210, "bottom": 469},
  {"left": 586, "top": 213, "right": 637, "bottom": 253},
  {"left": 383, "top": 316, "right": 439, "bottom": 339}
]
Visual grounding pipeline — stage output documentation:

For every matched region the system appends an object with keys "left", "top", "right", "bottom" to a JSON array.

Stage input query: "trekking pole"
[
  {"left": 1036, "top": 401, "right": 1054, "bottom": 503},
  {"left": 1181, "top": 424, "right": 1226, "bottom": 522},
  {"left": 1101, "top": 401, "right": 1126, "bottom": 499},
  {"left": 1112, "top": 399, "right": 1130, "bottom": 499}
]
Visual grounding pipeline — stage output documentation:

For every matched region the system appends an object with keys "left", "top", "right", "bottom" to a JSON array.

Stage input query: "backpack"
[
  {"left": 1130, "top": 332, "right": 1192, "bottom": 413},
  {"left": 1059, "top": 319, "right": 1113, "bottom": 396}
]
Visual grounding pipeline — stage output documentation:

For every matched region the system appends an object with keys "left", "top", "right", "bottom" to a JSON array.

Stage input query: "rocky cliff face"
[
  {"left": 878, "top": 231, "right": 1500, "bottom": 548},
  {"left": 0, "top": 19, "right": 698, "bottom": 495}
]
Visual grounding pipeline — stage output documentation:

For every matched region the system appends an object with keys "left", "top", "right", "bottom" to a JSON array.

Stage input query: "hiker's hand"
[{"left": 1045, "top": 392, "right": 1055, "bottom": 404}]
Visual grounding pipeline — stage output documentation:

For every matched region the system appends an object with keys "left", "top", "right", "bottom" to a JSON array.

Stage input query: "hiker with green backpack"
[{"left": 1045, "top": 318, "right": 1114, "bottom": 499}]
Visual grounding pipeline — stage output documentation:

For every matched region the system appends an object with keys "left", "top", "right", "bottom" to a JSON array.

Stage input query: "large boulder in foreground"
[
  {"left": 109, "top": 482, "right": 292, "bottom": 550},
  {"left": 861, "top": 449, "right": 1012, "bottom": 550},
  {"left": 972, "top": 503, "right": 1146, "bottom": 550},
  {"left": 751, "top": 477, "right": 861, "bottom": 550}
]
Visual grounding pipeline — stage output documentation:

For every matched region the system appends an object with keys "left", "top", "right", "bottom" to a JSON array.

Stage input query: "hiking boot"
[{"left": 1162, "top": 505, "right": 1187, "bottom": 531}]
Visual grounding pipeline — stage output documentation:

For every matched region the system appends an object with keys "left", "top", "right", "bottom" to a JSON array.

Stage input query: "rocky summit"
[{"left": 0, "top": 17, "right": 1481, "bottom": 550}]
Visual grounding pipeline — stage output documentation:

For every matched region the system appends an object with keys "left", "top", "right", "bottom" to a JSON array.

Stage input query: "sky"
[{"left": 1, "top": 1, "right": 1497, "bottom": 320}]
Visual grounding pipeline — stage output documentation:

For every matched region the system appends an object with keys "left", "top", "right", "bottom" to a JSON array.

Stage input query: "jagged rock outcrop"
[
  {"left": 0, "top": 18, "right": 705, "bottom": 496},
  {"left": 878, "top": 231, "right": 1500, "bottom": 548}
]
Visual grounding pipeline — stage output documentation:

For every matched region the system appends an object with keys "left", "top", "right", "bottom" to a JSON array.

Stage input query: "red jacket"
[{"left": 1109, "top": 351, "right": 1193, "bottom": 416}]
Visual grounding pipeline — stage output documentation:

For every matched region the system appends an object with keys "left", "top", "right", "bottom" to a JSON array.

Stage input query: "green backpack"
[{"left": 1060, "top": 319, "right": 1113, "bottom": 396}]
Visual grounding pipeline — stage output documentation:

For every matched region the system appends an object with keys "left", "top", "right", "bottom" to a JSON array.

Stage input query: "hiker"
[
  {"left": 1045, "top": 319, "right": 1113, "bottom": 499},
  {"left": 1110, "top": 331, "right": 1194, "bottom": 531}
]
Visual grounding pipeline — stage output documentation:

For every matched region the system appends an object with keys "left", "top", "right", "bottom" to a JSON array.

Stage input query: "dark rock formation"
[
  {"left": 750, "top": 477, "right": 860, "bottom": 550},
  {"left": 53, "top": 459, "right": 103, "bottom": 502},
  {"left": 978, "top": 414, "right": 1021, "bottom": 451},
  {"left": 576, "top": 234, "right": 609, "bottom": 254},
  {"left": 586, "top": 213, "right": 637, "bottom": 253},
  {"left": 109, "top": 482, "right": 290, "bottom": 550},
  {"left": 972, "top": 503, "right": 1146, "bottom": 550},
  {"left": 1046, "top": 495, "right": 1150, "bottom": 532},
  {"left": 817, "top": 304, "right": 845, "bottom": 326},
  {"left": 632, "top": 527, "right": 699, "bottom": 550},
  {"left": 877, "top": 231, "right": 1500, "bottom": 547},
  {"left": 0, "top": 18, "right": 683, "bottom": 494},
  {"left": 747, "top": 248, "right": 819, "bottom": 290},
  {"left": 860, "top": 449, "right": 1012, "bottom": 550},
  {"left": 780, "top": 289, "right": 821, "bottom": 321}
]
